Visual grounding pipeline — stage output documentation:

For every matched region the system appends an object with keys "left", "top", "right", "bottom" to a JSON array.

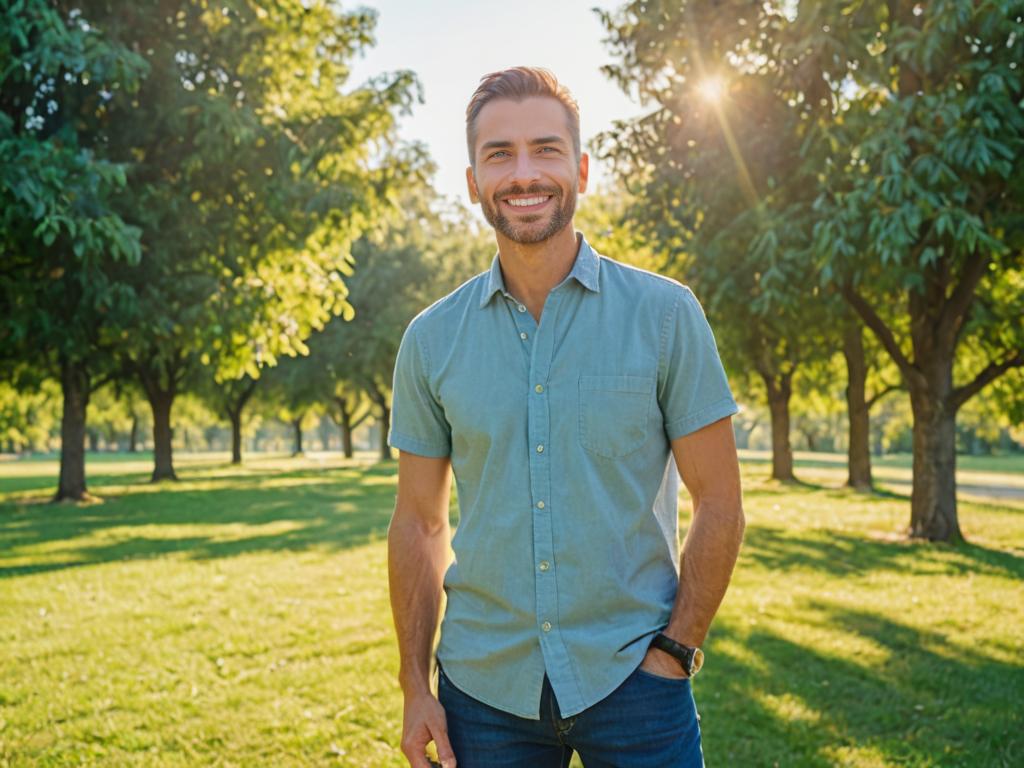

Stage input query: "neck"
[{"left": 495, "top": 224, "right": 580, "bottom": 322}]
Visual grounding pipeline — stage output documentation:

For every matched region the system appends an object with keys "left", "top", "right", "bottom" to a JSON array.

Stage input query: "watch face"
[{"left": 690, "top": 648, "right": 705, "bottom": 676}]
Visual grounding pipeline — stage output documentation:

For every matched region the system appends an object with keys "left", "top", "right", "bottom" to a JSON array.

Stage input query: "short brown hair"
[{"left": 465, "top": 67, "right": 581, "bottom": 166}]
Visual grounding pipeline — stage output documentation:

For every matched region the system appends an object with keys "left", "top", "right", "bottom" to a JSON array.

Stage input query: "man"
[{"left": 387, "top": 67, "right": 744, "bottom": 768}]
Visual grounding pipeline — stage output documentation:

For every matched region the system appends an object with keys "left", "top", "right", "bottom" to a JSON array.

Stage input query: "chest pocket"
[{"left": 578, "top": 375, "right": 655, "bottom": 458}]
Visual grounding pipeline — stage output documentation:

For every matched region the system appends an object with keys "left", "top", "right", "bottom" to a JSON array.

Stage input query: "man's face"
[{"left": 467, "top": 96, "right": 588, "bottom": 245}]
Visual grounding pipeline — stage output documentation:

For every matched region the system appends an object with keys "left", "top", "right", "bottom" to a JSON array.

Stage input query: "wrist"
[
  {"left": 662, "top": 623, "right": 704, "bottom": 649},
  {"left": 398, "top": 668, "right": 433, "bottom": 697},
  {"left": 651, "top": 631, "right": 705, "bottom": 678}
]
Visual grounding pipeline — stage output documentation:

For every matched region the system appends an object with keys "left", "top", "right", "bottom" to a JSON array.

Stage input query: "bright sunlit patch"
[{"left": 697, "top": 76, "right": 725, "bottom": 102}]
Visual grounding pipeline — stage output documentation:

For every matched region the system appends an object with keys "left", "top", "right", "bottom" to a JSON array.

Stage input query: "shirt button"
[
  {"left": 541, "top": 621, "right": 552, "bottom": 632},
  {"left": 520, "top": 332, "right": 528, "bottom": 340},
  {"left": 536, "top": 501, "right": 545, "bottom": 509},
  {"left": 539, "top": 561, "right": 550, "bottom": 572},
  {"left": 536, "top": 444, "right": 544, "bottom": 453},
  {"left": 534, "top": 384, "right": 544, "bottom": 393},
  {"left": 517, "top": 304, "right": 526, "bottom": 313}
]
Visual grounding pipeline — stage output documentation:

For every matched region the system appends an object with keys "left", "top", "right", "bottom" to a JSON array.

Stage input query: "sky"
[{"left": 347, "top": 0, "right": 646, "bottom": 212}]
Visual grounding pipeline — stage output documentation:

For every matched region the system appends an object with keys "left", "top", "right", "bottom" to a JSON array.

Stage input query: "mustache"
[{"left": 495, "top": 184, "right": 561, "bottom": 199}]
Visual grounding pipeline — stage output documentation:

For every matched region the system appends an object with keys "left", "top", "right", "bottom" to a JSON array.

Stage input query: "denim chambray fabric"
[{"left": 388, "top": 234, "right": 737, "bottom": 719}]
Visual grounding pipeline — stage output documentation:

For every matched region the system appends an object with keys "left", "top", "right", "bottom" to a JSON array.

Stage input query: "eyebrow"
[{"left": 479, "top": 136, "right": 568, "bottom": 153}]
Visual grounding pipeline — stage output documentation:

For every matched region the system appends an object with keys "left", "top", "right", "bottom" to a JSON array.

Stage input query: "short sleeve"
[
  {"left": 658, "top": 287, "right": 739, "bottom": 441},
  {"left": 388, "top": 319, "right": 451, "bottom": 457}
]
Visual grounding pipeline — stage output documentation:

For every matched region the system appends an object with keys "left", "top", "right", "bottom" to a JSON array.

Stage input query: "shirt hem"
[
  {"left": 387, "top": 430, "right": 450, "bottom": 458},
  {"left": 437, "top": 657, "right": 543, "bottom": 720},
  {"left": 665, "top": 397, "right": 739, "bottom": 441}
]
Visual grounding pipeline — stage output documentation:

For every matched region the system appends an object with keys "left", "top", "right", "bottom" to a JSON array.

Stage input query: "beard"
[{"left": 480, "top": 183, "right": 577, "bottom": 245}]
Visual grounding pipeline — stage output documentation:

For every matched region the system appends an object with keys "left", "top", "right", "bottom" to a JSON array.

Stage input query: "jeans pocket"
[
  {"left": 634, "top": 666, "right": 690, "bottom": 685},
  {"left": 579, "top": 375, "right": 654, "bottom": 458}
]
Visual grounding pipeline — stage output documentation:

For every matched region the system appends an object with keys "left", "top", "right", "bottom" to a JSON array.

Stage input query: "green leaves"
[{"left": 1, "top": 0, "right": 147, "bottom": 375}]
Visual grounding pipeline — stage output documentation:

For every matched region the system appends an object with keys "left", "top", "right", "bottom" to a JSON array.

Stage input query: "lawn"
[{"left": 1, "top": 452, "right": 1021, "bottom": 767}]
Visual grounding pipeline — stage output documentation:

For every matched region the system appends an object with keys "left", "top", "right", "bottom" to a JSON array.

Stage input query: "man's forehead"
[{"left": 474, "top": 96, "right": 572, "bottom": 140}]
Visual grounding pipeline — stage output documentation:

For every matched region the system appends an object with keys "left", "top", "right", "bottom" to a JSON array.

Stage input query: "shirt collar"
[{"left": 478, "top": 233, "right": 601, "bottom": 308}]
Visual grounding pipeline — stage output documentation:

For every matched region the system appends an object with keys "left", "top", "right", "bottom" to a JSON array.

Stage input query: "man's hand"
[
  {"left": 401, "top": 690, "right": 457, "bottom": 768},
  {"left": 639, "top": 644, "right": 689, "bottom": 681}
]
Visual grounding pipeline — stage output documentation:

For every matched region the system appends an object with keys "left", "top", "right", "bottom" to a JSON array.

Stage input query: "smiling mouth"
[{"left": 503, "top": 195, "right": 553, "bottom": 210}]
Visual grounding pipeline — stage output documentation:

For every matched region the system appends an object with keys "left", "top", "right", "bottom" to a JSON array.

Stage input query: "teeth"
[{"left": 507, "top": 196, "right": 549, "bottom": 207}]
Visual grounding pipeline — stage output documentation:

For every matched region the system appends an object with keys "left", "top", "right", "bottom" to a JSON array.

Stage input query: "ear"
[
  {"left": 577, "top": 152, "right": 590, "bottom": 195},
  {"left": 466, "top": 165, "right": 480, "bottom": 204}
]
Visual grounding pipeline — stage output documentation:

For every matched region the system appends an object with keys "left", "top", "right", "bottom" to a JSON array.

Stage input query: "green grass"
[{"left": 1, "top": 453, "right": 1021, "bottom": 767}]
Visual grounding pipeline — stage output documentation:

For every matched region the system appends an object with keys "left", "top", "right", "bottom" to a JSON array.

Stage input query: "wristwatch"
[{"left": 651, "top": 632, "right": 704, "bottom": 678}]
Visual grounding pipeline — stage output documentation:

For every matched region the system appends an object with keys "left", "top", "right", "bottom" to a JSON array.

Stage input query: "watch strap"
[{"left": 651, "top": 632, "right": 697, "bottom": 672}]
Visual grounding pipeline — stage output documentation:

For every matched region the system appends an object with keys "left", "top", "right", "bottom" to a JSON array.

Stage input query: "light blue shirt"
[{"left": 389, "top": 234, "right": 738, "bottom": 719}]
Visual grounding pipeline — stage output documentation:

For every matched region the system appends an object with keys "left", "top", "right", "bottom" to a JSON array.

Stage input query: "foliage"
[
  {"left": 96, "top": 2, "right": 419, "bottom": 387},
  {"left": 597, "top": 0, "right": 1024, "bottom": 536},
  {"left": 0, "top": 0, "right": 145, "bottom": 376},
  {"left": 806, "top": 0, "right": 1024, "bottom": 399},
  {"left": 302, "top": 186, "right": 491, "bottom": 420},
  {"left": 595, "top": 0, "right": 838, "bottom": 477},
  {"left": 0, "top": 380, "right": 59, "bottom": 452},
  {"left": 574, "top": 186, "right": 664, "bottom": 272}
]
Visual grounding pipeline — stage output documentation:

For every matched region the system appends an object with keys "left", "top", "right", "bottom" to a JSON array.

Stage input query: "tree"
[
  {"left": 197, "top": 372, "right": 259, "bottom": 464},
  {"left": 95, "top": 1, "right": 418, "bottom": 480},
  {"left": 308, "top": 188, "right": 490, "bottom": 461},
  {"left": 806, "top": 1, "right": 1024, "bottom": 539},
  {"left": 599, "top": 2, "right": 1023, "bottom": 539},
  {"left": 259, "top": 354, "right": 323, "bottom": 457},
  {"left": 1, "top": 1, "right": 145, "bottom": 499},
  {"left": 597, "top": 2, "right": 835, "bottom": 481}
]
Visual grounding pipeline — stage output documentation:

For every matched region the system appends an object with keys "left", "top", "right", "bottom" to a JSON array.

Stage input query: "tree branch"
[
  {"left": 866, "top": 381, "right": 900, "bottom": 410},
  {"left": 951, "top": 350, "right": 1024, "bottom": 412},
  {"left": 937, "top": 250, "right": 991, "bottom": 352},
  {"left": 840, "top": 282, "right": 918, "bottom": 384}
]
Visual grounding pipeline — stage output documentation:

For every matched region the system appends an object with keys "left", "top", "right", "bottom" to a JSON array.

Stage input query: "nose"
[{"left": 510, "top": 149, "right": 541, "bottom": 186}]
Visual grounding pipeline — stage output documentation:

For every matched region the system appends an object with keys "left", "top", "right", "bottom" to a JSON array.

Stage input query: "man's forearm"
[
  {"left": 665, "top": 497, "right": 745, "bottom": 647},
  {"left": 388, "top": 515, "right": 451, "bottom": 696}
]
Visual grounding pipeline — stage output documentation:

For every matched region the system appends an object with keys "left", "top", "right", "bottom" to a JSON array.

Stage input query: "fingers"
[
  {"left": 401, "top": 723, "right": 431, "bottom": 768},
  {"left": 433, "top": 723, "right": 457, "bottom": 768},
  {"left": 401, "top": 705, "right": 457, "bottom": 768},
  {"left": 402, "top": 744, "right": 430, "bottom": 768}
]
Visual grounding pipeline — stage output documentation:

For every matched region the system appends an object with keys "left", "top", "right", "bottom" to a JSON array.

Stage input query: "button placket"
[
  {"left": 527, "top": 289, "right": 566, "bottom": 668},
  {"left": 504, "top": 295, "right": 536, "bottom": 355}
]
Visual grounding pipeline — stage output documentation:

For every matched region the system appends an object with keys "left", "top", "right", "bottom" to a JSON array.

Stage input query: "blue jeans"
[{"left": 437, "top": 663, "right": 704, "bottom": 767}]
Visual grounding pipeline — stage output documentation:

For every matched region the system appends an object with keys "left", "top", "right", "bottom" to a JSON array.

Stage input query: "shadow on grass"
[
  {"left": 702, "top": 603, "right": 1023, "bottom": 767},
  {"left": 0, "top": 462, "right": 399, "bottom": 578},
  {"left": 741, "top": 526, "right": 1024, "bottom": 581},
  {"left": 743, "top": 475, "right": 1024, "bottom": 532}
]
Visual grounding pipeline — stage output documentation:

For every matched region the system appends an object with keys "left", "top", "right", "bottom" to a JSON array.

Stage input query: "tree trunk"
[
  {"left": 378, "top": 402, "right": 392, "bottom": 461},
  {"left": 292, "top": 418, "right": 303, "bottom": 456},
  {"left": 843, "top": 324, "right": 873, "bottom": 491},
  {"left": 762, "top": 371, "right": 794, "bottom": 481},
  {"left": 229, "top": 409, "right": 243, "bottom": 464},
  {"left": 908, "top": 383, "right": 962, "bottom": 541},
  {"left": 55, "top": 358, "right": 90, "bottom": 501},
  {"left": 802, "top": 429, "right": 818, "bottom": 452},
  {"left": 221, "top": 376, "right": 257, "bottom": 465},
  {"left": 334, "top": 396, "right": 356, "bottom": 459},
  {"left": 319, "top": 417, "right": 331, "bottom": 451},
  {"left": 341, "top": 415, "right": 354, "bottom": 458},
  {"left": 129, "top": 415, "right": 139, "bottom": 453},
  {"left": 148, "top": 388, "right": 177, "bottom": 481}
]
